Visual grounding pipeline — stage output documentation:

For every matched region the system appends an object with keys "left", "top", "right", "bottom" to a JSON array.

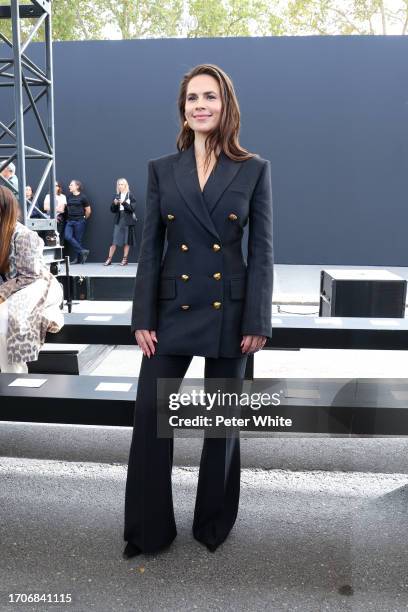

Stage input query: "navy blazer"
[{"left": 131, "top": 144, "right": 274, "bottom": 358}]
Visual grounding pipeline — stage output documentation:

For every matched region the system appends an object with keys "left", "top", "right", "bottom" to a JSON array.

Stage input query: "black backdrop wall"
[{"left": 2, "top": 36, "right": 408, "bottom": 264}]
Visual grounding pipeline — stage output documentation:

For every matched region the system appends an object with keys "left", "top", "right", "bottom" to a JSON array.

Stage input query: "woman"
[
  {"left": 25, "top": 185, "right": 43, "bottom": 219},
  {"left": 124, "top": 64, "right": 273, "bottom": 557},
  {"left": 43, "top": 181, "right": 67, "bottom": 245},
  {"left": 104, "top": 178, "right": 138, "bottom": 266},
  {"left": 25, "top": 185, "right": 33, "bottom": 210},
  {"left": 0, "top": 186, "right": 64, "bottom": 373},
  {"left": 64, "top": 180, "right": 91, "bottom": 264}
]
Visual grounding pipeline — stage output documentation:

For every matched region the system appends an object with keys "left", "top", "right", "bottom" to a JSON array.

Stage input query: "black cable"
[{"left": 276, "top": 305, "right": 319, "bottom": 316}]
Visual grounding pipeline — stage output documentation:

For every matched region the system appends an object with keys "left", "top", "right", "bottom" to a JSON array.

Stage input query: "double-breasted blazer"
[
  {"left": 110, "top": 192, "right": 138, "bottom": 226},
  {"left": 131, "top": 144, "right": 274, "bottom": 358}
]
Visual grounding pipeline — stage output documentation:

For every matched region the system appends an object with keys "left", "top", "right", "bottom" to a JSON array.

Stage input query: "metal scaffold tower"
[{"left": 0, "top": 0, "right": 57, "bottom": 233}]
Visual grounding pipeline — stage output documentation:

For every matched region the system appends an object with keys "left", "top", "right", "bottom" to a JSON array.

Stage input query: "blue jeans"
[{"left": 64, "top": 219, "right": 86, "bottom": 256}]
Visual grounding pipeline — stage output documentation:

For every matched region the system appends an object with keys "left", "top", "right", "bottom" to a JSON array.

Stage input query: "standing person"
[
  {"left": 123, "top": 64, "right": 274, "bottom": 558},
  {"left": 43, "top": 181, "right": 67, "bottom": 245},
  {"left": 0, "top": 186, "right": 63, "bottom": 373},
  {"left": 64, "top": 180, "right": 91, "bottom": 264},
  {"left": 104, "top": 178, "right": 138, "bottom": 266}
]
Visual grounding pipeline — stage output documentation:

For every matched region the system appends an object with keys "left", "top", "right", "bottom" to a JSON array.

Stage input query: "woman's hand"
[
  {"left": 241, "top": 335, "right": 267, "bottom": 354},
  {"left": 135, "top": 329, "right": 158, "bottom": 358}
]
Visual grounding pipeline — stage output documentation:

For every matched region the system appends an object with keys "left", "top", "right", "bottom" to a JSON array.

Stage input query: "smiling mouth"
[{"left": 194, "top": 115, "right": 211, "bottom": 118}]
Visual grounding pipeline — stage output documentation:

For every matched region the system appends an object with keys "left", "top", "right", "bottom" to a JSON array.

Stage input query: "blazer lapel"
[
  {"left": 203, "top": 151, "right": 243, "bottom": 215},
  {"left": 173, "top": 145, "right": 220, "bottom": 239}
]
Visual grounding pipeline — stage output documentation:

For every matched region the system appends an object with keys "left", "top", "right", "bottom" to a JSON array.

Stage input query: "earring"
[{"left": 184, "top": 120, "right": 189, "bottom": 128}]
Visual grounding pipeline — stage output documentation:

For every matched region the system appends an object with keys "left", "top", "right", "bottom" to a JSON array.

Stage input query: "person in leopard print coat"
[{"left": 0, "top": 186, "right": 64, "bottom": 372}]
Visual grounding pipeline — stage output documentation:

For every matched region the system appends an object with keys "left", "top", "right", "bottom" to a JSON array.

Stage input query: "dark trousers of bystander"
[{"left": 64, "top": 219, "right": 86, "bottom": 258}]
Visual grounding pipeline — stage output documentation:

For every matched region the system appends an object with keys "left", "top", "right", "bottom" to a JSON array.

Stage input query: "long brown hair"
[
  {"left": 0, "top": 186, "right": 19, "bottom": 275},
  {"left": 176, "top": 64, "right": 255, "bottom": 170}
]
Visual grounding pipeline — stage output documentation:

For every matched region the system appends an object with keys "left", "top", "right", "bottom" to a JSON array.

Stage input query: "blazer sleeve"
[
  {"left": 0, "top": 229, "right": 45, "bottom": 302},
  {"left": 122, "top": 193, "right": 137, "bottom": 216},
  {"left": 131, "top": 162, "right": 165, "bottom": 332},
  {"left": 241, "top": 160, "right": 274, "bottom": 338}
]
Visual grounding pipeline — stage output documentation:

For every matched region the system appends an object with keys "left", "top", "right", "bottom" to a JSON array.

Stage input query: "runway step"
[{"left": 28, "top": 344, "right": 114, "bottom": 375}]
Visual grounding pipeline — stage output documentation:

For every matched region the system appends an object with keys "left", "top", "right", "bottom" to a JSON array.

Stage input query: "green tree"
[
  {"left": 1, "top": 0, "right": 408, "bottom": 41},
  {"left": 0, "top": 0, "right": 107, "bottom": 42},
  {"left": 286, "top": 0, "right": 408, "bottom": 35},
  {"left": 51, "top": 0, "right": 108, "bottom": 40},
  {"left": 0, "top": 1, "right": 14, "bottom": 41},
  {"left": 187, "top": 0, "right": 284, "bottom": 37},
  {"left": 104, "top": 0, "right": 184, "bottom": 39}
]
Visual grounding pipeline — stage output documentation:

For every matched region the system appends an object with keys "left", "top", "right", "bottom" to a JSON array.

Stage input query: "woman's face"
[
  {"left": 25, "top": 186, "right": 32, "bottom": 199},
  {"left": 184, "top": 74, "right": 222, "bottom": 135},
  {"left": 117, "top": 180, "right": 127, "bottom": 193}
]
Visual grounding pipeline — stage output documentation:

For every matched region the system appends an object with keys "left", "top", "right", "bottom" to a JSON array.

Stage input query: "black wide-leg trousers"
[{"left": 124, "top": 352, "right": 248, "bottom": 553}]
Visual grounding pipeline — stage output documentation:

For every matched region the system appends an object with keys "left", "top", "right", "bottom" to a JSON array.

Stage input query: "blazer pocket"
[
  {"left": 159, "top": 277, "right": 176, "bottom": 300},
  {"left": 230, "top": 277, "right": 246, "bottom": 300}
]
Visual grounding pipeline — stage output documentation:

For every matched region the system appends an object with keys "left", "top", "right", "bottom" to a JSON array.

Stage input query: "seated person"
[{"left": 0, "top": 186, "right": 64, "bottom": 373}]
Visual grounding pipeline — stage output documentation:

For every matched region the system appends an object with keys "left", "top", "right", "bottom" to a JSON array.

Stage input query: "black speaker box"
[{"left": 319, "top": 269, "right": 407, "bottom": 318}]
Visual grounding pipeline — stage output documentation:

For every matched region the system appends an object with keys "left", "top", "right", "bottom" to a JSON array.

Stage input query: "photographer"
[{"left": 104, "top": 178, "right": 137, "bottom": 266}]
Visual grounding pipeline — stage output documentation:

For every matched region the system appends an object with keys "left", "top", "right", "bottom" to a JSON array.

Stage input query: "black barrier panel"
[
  {"left": 156, "top": 378, "right": 408, "bottom": 437},
  {"left": 1, "top": 375, "right": 408, "bottom": 434},
  {"left": 1, "top": 36, "right": 408, "bottom": 264}
]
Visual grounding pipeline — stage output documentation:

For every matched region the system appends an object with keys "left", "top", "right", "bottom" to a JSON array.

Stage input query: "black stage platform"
[
  {"left": 58, "top": 263, "right": 136, "bottom": 301},
  {"left": 58, "top": 263, "right": 408, "bottom": 307},
  {"left": 47, "top": 310, "right": 408, "bottom": 351}
]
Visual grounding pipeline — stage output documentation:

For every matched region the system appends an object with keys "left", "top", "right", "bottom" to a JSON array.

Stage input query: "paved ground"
[
  {"left": 2, "top": 422, "right": 408, "bottom": 473},
  {"left": 1, "top": 458, "right": 408, "bottom": 612}
]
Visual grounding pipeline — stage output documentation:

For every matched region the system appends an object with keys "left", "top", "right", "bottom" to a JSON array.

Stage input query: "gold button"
[
  {"left": 181, "top": 244, "right": 189, "bottom": 251},
  {"left": 167, "top": 214, "right": 175, "bottom": 220},
  {"left": 228, "top": 213, "right": 238, "bottom": 221},
  {"left": 212, "top": 243, "right": 221, "bottom": 252},
  {"left": 212, "top": 301, "right": 222, "bottom": 309},
  {"left": 181, "top": 274, "right": 189, "bottom": 281},
  {"left": 181, "top": 304, "right": 190, "bottom": 310},
  {"left": 213, "top": 272, "right": 221, "bottom": 281}
]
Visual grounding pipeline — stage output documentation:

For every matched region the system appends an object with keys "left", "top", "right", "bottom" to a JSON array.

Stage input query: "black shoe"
[
  {"left": 80, "top": 249, "right": 90, "bottom": 264},
  {"left": 122, "top": 542, "right": 142, "bottom": 559},
  {"left": 193, "top": 528, "right": 223, "bottom": 552}
]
